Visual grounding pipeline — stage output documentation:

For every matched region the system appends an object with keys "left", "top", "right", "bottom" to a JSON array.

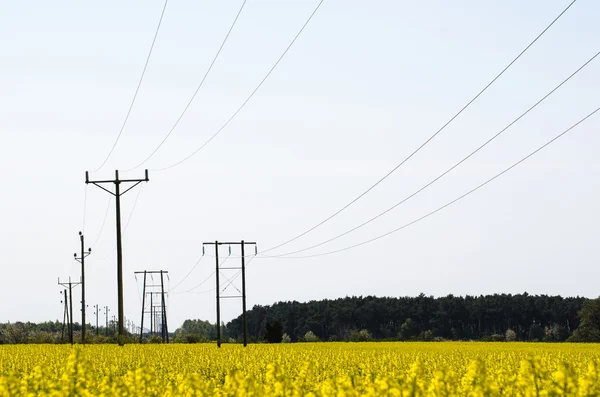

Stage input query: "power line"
[
  {"left": 184, "top": 271, "right": 216, "bottom": 294},
  {"left": 258, "top": 0, "right": 578, "bottom": 255},
  {"left": 174, "top": 255, "right": 230, "bottom": 294},
  {"left": 168, "top": 254, "right": 204, "bottom": 292},
  {"left": 261, "top": 49, "right": 600, "bottom": 258},
  {"left": 126, "top": 0, "right": 248, "bottom": 171},
  {"left": 151, "top": 0, "right": 326, "bottom": 172},
  {"left": 91, "top": 0, "right": 170, "bottom": 172},
  {"left": 189, "top": 286, "right": 216, "bottom": 295},
  {"left": 82, "top": 185, "right": 88, "bottom": 234},
  {"left": 260, "top": 106, "right": 599, "bottom": 259},
  {"left": 91, "top": 196, "right": 113, "bottom": 248}
]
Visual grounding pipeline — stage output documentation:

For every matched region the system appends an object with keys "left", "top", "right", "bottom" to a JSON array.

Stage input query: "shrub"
[
  {"left": 349, "top": 329, "right": 372, "bottom": 342},
  {"left": 281, "top": 333, "right": 291, "bottom": 343},
  {"left": 505, "top": 329, "right": 517, "bottom": 342},
  {"left": 301, "top": 331, "right": 320, "bottom": 342},
  {"left": 147, "top": 335, "right": 163, "bottom": 344},
  {"left": 28, "top": 331, "right": 56, "bottom": 344},
  {"left": 417, "top": 330, "right": 434, "bottom": 341},
  {"left": 398, "top": 318, "right": 418, "bottom": 341},
  {"left": 529, "top": 324, "right": 545, "bottom": 341}
]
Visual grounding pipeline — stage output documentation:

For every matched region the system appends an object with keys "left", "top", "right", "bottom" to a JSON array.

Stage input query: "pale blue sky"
[{"left": 0, "top": 0, "right": 598, "bottom": 329}]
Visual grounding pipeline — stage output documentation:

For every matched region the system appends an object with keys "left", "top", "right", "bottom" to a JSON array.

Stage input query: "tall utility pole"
[
  {"left": 58, "top": 277, "right": 81, "bottom": 345},
  {"left": 203, "top": 241, "right": 256, "bottom": 347},
  {"left": 86, "top": 169, "right": 149, "bottom": 345},
  {"left": 74, "top": 231, "right": 91, "bottom": 344},
  {"left": 93, "top": 304, "right": 99, "bottom": 335},
  {"left": 135, "top": 270, "right": 169, "bottom": 343}
]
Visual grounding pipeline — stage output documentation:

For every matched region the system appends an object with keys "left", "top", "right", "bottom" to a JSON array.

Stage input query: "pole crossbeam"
[
  {"left": 134, "top": 271, "right": 169, "bottom": 275},
  {"left": 86, "top": 169, "right": 149, "bottom": 346},
  {"left": 205, "top": 240, "right": 255, "bottom": 347}
]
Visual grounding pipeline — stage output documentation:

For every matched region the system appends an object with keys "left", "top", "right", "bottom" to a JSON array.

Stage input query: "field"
[{"left": 0, "top": 342, "right": 599, "bottom": 396}]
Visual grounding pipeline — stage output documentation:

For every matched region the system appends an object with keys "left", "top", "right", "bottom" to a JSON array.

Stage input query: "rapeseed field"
[{"left": 0, "top": 342, "right": 599, "bottom": 396}]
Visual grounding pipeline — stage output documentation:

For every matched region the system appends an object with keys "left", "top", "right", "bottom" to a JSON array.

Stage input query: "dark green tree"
[
  {"left": 398, "top": 318, "right": 418, "bottom": 341},
  {"left": 529, "top": 324, "right": 545, "bottom": 341},
  {"left": 569, "top": 297, "right": 600, "bottom": 342},
  {"left": 264, "top": 320, "right": 283, "bottom": 343}
]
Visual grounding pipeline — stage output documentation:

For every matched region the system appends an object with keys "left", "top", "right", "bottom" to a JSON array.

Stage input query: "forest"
[{"left": 221, "top": 293, "right": 592, "bottom": 342}]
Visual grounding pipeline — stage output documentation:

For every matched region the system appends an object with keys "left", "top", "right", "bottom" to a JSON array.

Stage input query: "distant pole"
[
  {"left": 241, "top": 240, "right": 247, "bottom": 347},
  {"left": 69, "top": 279, "right": 74, "bottom": 345},
  {"left": 61, "top": 290, "right": 68, "bottom": 342},
  {"left": 215, "top": 241, "right": 221, "bottom": 347},
  {"left": 140, "top": 271, "right": 147, "bottom": 343},
  {"left": 59, "top": 278, "right": 81, "bottom": 345},
  {"left": 160, "top": 270, "right": 169, "bottom": 343},
  {"left": 105, "top": 306, "right": 109, "bottom": 337},
  {"left": 74, "top": 231, "right": 91, "bottom": 344},
  {"left": 150, "top": 293, "right": 154, "bottom": 335},
  {"left": 95, "top": 304, "right": 99, "bottom": 335}
]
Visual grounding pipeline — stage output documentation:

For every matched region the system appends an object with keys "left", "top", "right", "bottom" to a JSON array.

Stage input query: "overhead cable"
[
  {"left": 151, "top": 0, "right": 326, "bottom": 172},
  {"left": 92, "top": 0, "right": 170, "bottom": 172},
  {"left": 263, "top": 106, "right": 600, "bottom": 259},
  {"left": 262, "top": 49, "right": 599, "bottom": 258},
  {"left": 126, "top": 0, "right": 248, "bottom": 171},
  {"left": 258, "top": 0, "right": 578, "bottom": 255}
]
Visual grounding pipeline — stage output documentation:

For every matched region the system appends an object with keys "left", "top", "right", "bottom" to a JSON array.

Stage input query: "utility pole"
[
  {"left": 61, "top": 289, "right": 69, "bottom": 342},
  {"left": 135, "top": 270, "right": 169, "bottom": 343},
  {"left": 74, "top": 231, "right": 91, "bottom": 344},
  {"left": 86, "top": 169, "right": 149, "bottom": 345},
  {"left": 160, "top": 270, "right": 169, "bottom": 343},
  {"left": 203, "top": 241, "right": 256, "bottom": 347},
  {"left": 104, "top": 306, "right": 110, "bottom": 337},
  {"left": 139, "top": 271, "right": 146, "bottom": 343},
  {"left": 93, "top": 304, "right": 99, "bottom": 335},
  {"left": 58, "top": 277, "right": 81, "bottom": 345}
]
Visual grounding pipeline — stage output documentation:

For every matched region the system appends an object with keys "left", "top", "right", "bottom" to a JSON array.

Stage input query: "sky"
[{"left": 0, "top": 0, "right": 598, "bottom": 331}]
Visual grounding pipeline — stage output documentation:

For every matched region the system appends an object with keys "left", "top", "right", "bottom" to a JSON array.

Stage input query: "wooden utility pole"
[
  {"left": 61, "top": 289, "right": 69, "bottom": 342},
  {"left": 86, "top": 169, "right": 149, "bottom": 345},
  {"left": 58, "top": 277, "right": 81, "bottom": 345},
  {"left": 139, "top": 271, "right": 147, "bottom": 343},
  {"left": 160, "top": 270, "right": 169, "bottom": 343},
  {"left": 74, "top": 231, "right": 91, "bottom": 343},
  {"left": 93, "top": 304, "right": 99, "bottom": 335},
  {"left": 135, "top": 270, "right": 169, "bottom": 343},
  {"left": 104, "top": 306, "right": 110, "bottom": 337},
  {"left": 203, "top": 241, "right": 256, "bottom": 347}
]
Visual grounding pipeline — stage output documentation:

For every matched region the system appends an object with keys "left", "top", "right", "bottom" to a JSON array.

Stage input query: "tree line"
[
  {"left": 3, "top": 293, "right": 599, "bottom": 344},
  {"left": 220, "top": 293, "right": 598, "bottom": 342},
  {"left": 0, "top": 321, "right": 137, "bottom": 344}
]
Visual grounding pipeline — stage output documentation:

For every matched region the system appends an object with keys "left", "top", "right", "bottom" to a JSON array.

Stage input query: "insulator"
[
  {"left": 229, "top": 245, "right": 231, "bottom": 256},
  {"left": 202, "top": 246, "right": 205, "bottom": 256},
  {"left": 255, "top": 246, "right": 258, "bottom": 255}
]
